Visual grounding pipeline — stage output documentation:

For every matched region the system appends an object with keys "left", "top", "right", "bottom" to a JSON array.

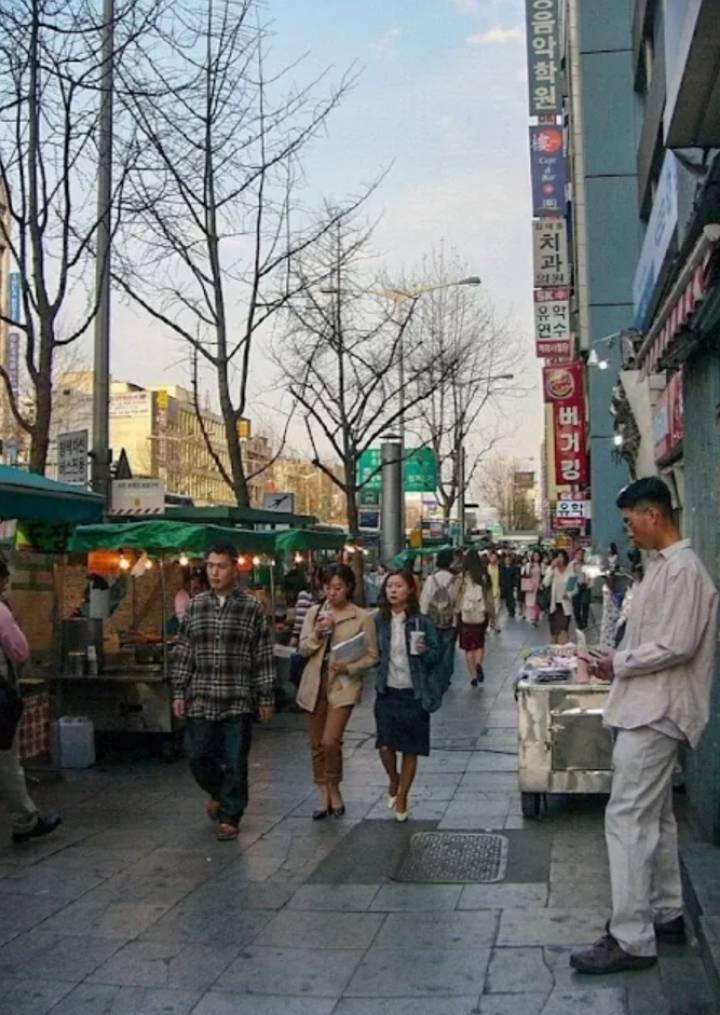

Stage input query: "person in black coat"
[{"left": 499, "top": 553, "right": 521, "bottom": 620}]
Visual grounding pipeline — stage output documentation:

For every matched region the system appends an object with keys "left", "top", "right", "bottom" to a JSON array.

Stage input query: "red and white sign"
[
  {"left": 644, "top": 249, "right": 713, "bottom": 373},
  {"left": 543, "top": 361, "right": 588, "bottom": 487},
  {"left": 534, "top": 288, "right": 572, "bottom": 358},
  {"left": 653, "top": 369, "right": 684, "bottom": 463}
]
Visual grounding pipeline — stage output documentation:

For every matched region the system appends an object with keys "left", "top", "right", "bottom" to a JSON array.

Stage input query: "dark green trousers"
[{"left": 185, "top": 715, "right": 253, "bottom": 825}]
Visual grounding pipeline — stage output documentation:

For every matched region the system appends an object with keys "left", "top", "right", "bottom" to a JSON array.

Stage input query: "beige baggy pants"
[
  {"left": 0, "top": 741, "right": 38, "bottom": 833},
  {"left": 606, "top": 726, "right": 684, "bottom": 957}
]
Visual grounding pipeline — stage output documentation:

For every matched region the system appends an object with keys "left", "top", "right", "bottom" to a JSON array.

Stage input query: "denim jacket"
[{"left": 373, "top": 612, "right": 444, "bottom": 713}]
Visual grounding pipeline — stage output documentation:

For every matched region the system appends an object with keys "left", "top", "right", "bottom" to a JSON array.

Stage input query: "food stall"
[
  {"left": 58, "top": 520, "right": 277, "bottom": 757},
  {"left": 515, "top": 644, "right": 613, "bottom": 819}
]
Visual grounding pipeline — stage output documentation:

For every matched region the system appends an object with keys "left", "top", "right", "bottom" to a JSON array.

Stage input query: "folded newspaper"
[{"left": 330, "top": 631, "right": 368, "bottom": 665}]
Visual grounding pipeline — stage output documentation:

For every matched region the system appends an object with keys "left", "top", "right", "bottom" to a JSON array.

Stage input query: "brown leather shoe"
[
  {"left": 570, "top": 933, "right": 657, "bottom": 974},
  {"left": 207, "top": 800, "right": 221, "bottom": 822},
  {"left": 215, "top": 822, "right": 239, "bottom": 841},
  {"left": 654, "top": 915, "right": 686, "bottom": 942}
]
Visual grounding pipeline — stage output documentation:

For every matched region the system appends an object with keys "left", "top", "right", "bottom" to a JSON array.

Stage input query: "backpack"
[
  {"left": 427, "top": 575, "right": 455, "bottom": 628},
  {"left": 460, "top": 579, "right": 487, "bottom": 625}
]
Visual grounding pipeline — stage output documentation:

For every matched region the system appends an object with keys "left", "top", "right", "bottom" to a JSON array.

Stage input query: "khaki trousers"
[
  {"left": 308, "top": 673, "right": 352, "bottom": 787},
  {"left": 0, "top": 741, "right": 38, "bottom": 833},
  {"left": 606, "top": 726, "right": 683, "bottom": 957}
]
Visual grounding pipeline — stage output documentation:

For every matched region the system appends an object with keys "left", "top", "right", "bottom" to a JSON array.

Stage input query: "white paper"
[{"left": 330, "top": 631, "right": 368, "bottom": 665}]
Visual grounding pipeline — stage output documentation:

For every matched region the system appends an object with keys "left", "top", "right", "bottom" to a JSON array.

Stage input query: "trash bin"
[{"left": 51, "top": 716, "right": 96, "bottom": 768}]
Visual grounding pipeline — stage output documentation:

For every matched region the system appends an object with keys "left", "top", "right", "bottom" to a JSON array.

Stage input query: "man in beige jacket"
[{"left": 571, "top": 477, "right": 718, "bottom": 974}]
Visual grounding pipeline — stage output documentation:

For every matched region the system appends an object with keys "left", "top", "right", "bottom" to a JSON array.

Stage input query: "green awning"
[
  {"left": 391, "top": 544, "right": 455, "bottom": 568},
  {"left": 0, "top": 465, "right": 104, "bottom": 525},
  {"left": 274, "top": 528, "right": 347, "bottom": 553},
  {"left": 68, "top": 521, "right": 276, "bottom": 556}
]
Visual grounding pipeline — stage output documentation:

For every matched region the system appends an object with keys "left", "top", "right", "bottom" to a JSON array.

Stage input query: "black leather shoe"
[
  {"left": 570, "top": 933, "right": 657, "bottom": 974},
  {"left": 332, "top": 806, "right": 346, "bottom": 818},
  {"left": 655, "top": 916, "right": 686, "bottom": 942},
  {"left": 12, "top": 814, "right": 62, "bottom": 844},
  {"left": 312, "top": 808, "right": 330, "bottom": 821}
]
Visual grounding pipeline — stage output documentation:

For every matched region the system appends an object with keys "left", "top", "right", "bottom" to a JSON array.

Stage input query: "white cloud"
[
  {"left": 451, "top": 0, "right": 482, "bottom": 13},
  {"left": 369, "top": 26, "right": 401, "bottom": 59},
  {"left": 467, "top": 24, "right": 523, "bottom": 46}
]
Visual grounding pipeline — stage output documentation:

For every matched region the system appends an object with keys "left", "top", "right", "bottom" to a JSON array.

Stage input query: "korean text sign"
[
  {"left": 534, "top": 288, "right": 571, "bottom": 358},
  {"left": 525, "top": 0, "right": 561, "bottom": 116},
  {"left": 533, "top": 219, "right": 570, "bottom": 287},
  {"left": 543, "top": 361, "right": 588, "bottom": 487}
]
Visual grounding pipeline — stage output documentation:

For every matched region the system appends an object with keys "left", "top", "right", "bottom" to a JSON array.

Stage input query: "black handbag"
[
  {"left": 0, "top": 677, "right": 23, "bottom": 750},
  {"left": 289, "top": 651, "right": 306, "bottom": 688}
]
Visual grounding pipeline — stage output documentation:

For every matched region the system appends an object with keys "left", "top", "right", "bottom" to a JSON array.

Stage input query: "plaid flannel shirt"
[{"left": 171, "top": 587, "right": 275, "bottom": 720}]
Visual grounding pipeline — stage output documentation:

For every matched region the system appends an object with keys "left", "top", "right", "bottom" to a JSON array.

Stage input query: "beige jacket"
[
  {"left": 604, "top": 540, "right": 718, "bottom": 748},
  {"left": 296, "top": 602, "right": 379, "bottom": 712}
]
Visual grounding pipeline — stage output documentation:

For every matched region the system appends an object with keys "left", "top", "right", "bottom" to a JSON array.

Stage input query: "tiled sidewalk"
[{"left": 0, "top": 620, "right": 718, "bottom": 1014}]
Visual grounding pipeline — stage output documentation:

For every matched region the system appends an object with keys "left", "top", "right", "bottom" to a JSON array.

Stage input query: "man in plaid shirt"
[{"left": 172, "top": 543, "right": 275, "bottom": 840}]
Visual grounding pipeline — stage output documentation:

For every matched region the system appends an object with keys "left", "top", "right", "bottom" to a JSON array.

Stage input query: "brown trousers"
[{"left": 308, "top": 672, "right": 352, "bottom": 787}]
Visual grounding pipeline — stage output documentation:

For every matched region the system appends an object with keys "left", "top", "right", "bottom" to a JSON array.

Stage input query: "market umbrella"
[
  {"left": 68, "top": 520, "right": 277, "bottom": 556},
  {"left": 273, "top": 528, "right": 347, "bottom": 553},
  {"left": 391, "top": 544, "right": 455, "bottom": 568},
  {"left": 0, "top": 465, "right": 104, "bottom": 525}
]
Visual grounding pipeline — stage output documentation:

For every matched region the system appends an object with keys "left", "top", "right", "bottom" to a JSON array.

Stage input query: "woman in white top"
[
  {"left": 543, "top": 550, "right": 573, "bottom": 644},
  {"left": 373, "top": 570, "right": 442, "bottom": 821}
]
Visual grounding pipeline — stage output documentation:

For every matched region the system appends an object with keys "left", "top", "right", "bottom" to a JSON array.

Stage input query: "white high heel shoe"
[
  {"left": 387, "top": 794, "right": 397, "bottom": 809},
  {"left": 395, "top": 808, "right": 409, "bottom": 823}
]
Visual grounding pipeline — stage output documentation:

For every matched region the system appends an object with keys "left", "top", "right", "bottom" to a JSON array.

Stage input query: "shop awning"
[
  {"left": 274, "top": 528, "right": 347, "bottom": 553},
  {"left": 68, "top": 520, "right": 276, "bottom": 556},
  {"left": 0, "top": 465, "right": 104, "bottom": 525}
]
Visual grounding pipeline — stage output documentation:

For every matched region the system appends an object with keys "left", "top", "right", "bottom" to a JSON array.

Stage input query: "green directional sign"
[{"left": 357, "top": 447, "right": 438, "bottom": 494}]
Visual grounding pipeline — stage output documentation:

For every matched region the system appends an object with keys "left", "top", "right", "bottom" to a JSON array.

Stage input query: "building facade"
[{"left": 263, "top": 455, "right": 347, "bottom": 526}]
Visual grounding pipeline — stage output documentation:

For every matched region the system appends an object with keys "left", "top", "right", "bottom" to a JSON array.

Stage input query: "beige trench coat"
[{"left": 296, "top": 602, "right": 379, "bottom": 712}]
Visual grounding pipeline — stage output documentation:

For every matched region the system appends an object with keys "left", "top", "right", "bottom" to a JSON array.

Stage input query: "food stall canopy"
[
  {"left": 68, "top": 520, "right": 276, "bottom": 555},
  {"left": 392, "top": 545, "right": 455, "bottom": 568},
  {"left": 0, "top": 465, "right": 104, "bottom": 524},
  {"left": 274, "top": 528, "right": 346, "bottom": 552}
]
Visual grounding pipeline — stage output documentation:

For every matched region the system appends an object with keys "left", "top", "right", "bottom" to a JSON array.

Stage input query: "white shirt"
[
  {"left": 387, "top": 612, "right": 413, "bottom": 689},
  {"left": 605, "top": 539, "right": 718, "bottom": 748}
]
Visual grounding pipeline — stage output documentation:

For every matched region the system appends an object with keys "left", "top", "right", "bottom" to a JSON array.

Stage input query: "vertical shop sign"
[
  {"left": 534, "top": 288, "right": 572, "bottom": 358},
  {"left": 525, "top": 0, "right": 561, "bottom": 116},
  {"left": 543, "top": 361, "right": 588, "bottom": 487},
  {"left": 533, "top": 219, "right": 571, "bottom": 287},
  {"left": 529, "top": 125, "right": 566, "bottom": 215}
]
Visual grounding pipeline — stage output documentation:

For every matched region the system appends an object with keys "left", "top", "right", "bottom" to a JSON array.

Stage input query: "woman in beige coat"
[{"left": 298, "top": 564, "right": 378, "bottom": 819}]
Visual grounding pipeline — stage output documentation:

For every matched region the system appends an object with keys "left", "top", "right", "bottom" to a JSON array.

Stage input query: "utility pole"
[
  {"left": 91, "top": 0, "right": 114, "bottom": 501},
  {"left": 457, "top": 445, "right": 466, "bottom": 545},
  {"left": 380, "top": 438, "right": 403, "bottom": 564}
]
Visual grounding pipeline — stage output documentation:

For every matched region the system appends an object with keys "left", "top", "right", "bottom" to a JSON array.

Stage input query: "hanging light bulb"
[
  {"left": 613, "top": 433, "right": 624, "bottom": 447},
  {"left": 179, "top": 554, "right": 189, "bottom": 567},
  {"left": 598, "top": 359, "right": 609, "bottom": 371},
  {"left": 238, "top": 555, "right": 246, "bottom": 567},
  {"left": 144, "top": 558, "right": 154, "bottom": 570},
  {"left": 252, "top": 555, "right": 261, "bottom": 567},
  {"left": 294, "top": 552, "right": 303, "bottom": 565},
  {"left": 587, "top": 348, "right": 599, "bottom": 366},
  {"left": 119, "top": 555, "right": 130, "bottom": 572}
]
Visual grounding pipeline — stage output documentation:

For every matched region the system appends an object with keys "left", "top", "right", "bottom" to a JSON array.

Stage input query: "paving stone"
[
  {"left": 475, "top": 997, "right": 547, "bottom": 1015},
  {"left": 191, "top": 995, "right": 336, "bottom": 1015},
  {"left": 182, "top": 880, "right": 295, "bottom": 911},
  {"left": 0, "top": 929, "right": 121, "bottom": 982},
  {"left": 375, "top": 910, "right": 498, "bottom": 949},
  {"left": 0, "top": 864, "right": 104, "bottom": 901},
  {"left": 498, "top": 908, "right": 605, "bottom": 946},
  {"left": 87, "top": 940, "right": 239, "bottom": 990},
  {"left": 253, "top": 908, "right": 384, "bottom": 949},
  {"left": 0, "top": 977, "right": 74, "bottom": 1015},
  {"left": 541, "top": 989, "right": 628, "bottom": 1015},
  {"left": 287, "top": 883, "right": 380, "bottom": 911},
  {"left": 49, "top": 983, "right": 201, "bottom": 1014},
  {"left": 216, "top": 945, "right": 363, "bottom": 996},
  {"left": 335, "top": 1000, "right": 485, "bottom": 1015},
  {"left": 139, "top": 902, "right": 271, "bottom": 946},
  {"left": 0, "top": 892, "right": 67, "bottom": 944},
  {"left": 549, "top": 880, "right": 612, "bottom": 909},
  {"left": 459, "top": 882, "right": 548, "bottom": 909},
  {"left": 485, "top": 946, "right": 554, "bottom": 993},
  {"left": 344, "top": 945, "right": 491, "bottom": 996},
  {"left": 543, "top": 946, "right": 662, "bottom": 994},
  {"left": 39, "top": 899, "right": 170, "bottom": 940},
  {"left": 370, "top": 883, "right": 463, "bottom": 911}
]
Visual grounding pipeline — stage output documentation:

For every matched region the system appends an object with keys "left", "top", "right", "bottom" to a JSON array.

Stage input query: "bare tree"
[
  {"left": 0, "top": 0, "right": 155, "bottom": 473},
  {"left": 115, "top": 0, "right": 368, "bottom": 506},
  {"left": 403, "top": 250, "right": 522, "bottom": 522},
  {"left": 478, "top": 455, "right": 539, "bottom": 533},
  {"left": 275, "top": 209, "right": 458, "bottom": 541}
]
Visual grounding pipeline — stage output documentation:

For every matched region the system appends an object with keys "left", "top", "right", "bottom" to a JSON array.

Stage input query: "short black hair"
[
  {"left": 616, "top": 477, "right": 674, "bottom": 518},
  {"left": 324, "top": 562, "right": 356, "bottom": 599},
  {"left": 0, "top": 559, "right": 9, "bottom": 581},
  {"left": 206, "top": 542, "right": 239, "bottom": 563},
  {"left": 436, "top": 548, "right": 454, "bottom": 569}
]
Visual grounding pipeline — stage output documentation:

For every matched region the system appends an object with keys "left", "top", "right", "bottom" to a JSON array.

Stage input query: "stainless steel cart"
[{"left": 516, "top": 675, "right": 613, "bottom": 818}]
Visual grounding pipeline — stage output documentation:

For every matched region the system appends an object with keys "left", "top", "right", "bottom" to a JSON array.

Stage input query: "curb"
[{"left": 681, "top": 855, "right": 720, "bottom": 998}]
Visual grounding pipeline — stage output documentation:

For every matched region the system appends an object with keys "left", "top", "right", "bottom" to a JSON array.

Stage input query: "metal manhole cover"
[{"left": 394, "top": 832, "right": 509, "bottom": 883}]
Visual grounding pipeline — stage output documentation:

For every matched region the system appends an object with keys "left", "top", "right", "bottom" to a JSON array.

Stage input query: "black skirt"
[{"left": 375, "top": 687, "right": 430, "bottom": 756}]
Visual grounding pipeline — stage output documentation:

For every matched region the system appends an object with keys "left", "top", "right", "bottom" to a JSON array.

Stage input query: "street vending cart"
[
  {"left": 515, "top": 645, "right": 613, "bottom": 818},
  {"left": 60, "top": 520, "right": 277, "bottom": 756}
]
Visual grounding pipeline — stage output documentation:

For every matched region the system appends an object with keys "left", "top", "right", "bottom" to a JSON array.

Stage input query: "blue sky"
[{"left": 112, "top": 0, "right": 540, "bottom": 467}]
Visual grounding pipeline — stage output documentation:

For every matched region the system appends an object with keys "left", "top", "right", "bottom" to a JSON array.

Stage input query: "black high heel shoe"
[
  {"left": 312, "top": 807, "right": 330, "bottom": 821},
  {"left": 332, "top": 806, "right": 346, "bottom": 818}
]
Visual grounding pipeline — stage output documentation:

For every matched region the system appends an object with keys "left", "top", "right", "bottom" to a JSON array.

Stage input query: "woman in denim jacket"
[{"left": 374, "top": 569, "right": 443, "bottom": 822}]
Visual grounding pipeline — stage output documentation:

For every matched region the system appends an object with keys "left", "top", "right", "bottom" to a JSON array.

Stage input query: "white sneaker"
[{"left": 395, "top": 809, "right": 409, "bottom": 823}]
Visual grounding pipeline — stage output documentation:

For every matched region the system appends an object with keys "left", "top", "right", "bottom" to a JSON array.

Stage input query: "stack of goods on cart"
[{"left": 518, "top": 643, "right": 597, "bottom": 684}]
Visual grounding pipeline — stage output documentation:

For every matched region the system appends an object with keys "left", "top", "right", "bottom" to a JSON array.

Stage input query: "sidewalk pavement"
[{"left": 1, "top": 619, "right": 719, "bottom": 1015}]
